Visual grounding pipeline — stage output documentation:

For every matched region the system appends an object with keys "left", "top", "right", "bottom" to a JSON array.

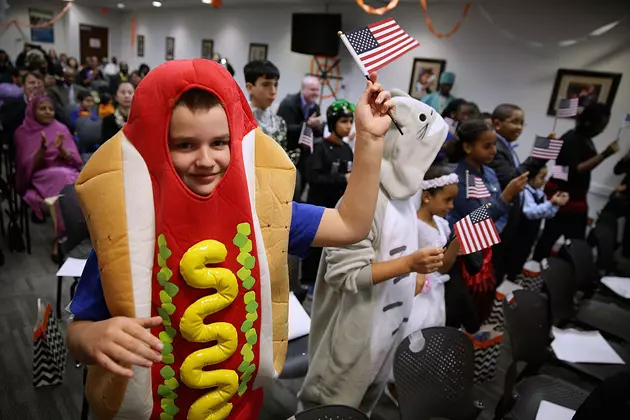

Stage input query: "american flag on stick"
[
  {"left": 531, "top": 136, "right": 564, "bottom": 160},
  {"left": 556, "top": 98, "right": 579, "bottom": 118},
  {"left": 339, "top": 18, "right": 419, "bottom": 76},
  {"left": 466, "top": 171, "right": 491, "bottom": 199},
  {"left": 551, "top": 165, "right": 569, "bottom": 181},
  {"left": 454, "top": 204, "right": 501, "bottom": 255},
  {"left": 298, "top": 123, "right": 314, "bottom": 152}
]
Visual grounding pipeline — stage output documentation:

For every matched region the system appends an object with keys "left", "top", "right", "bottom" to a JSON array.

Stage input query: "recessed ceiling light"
[
  {"left": 558, "top": 40, "right": 578, "bottom": 47},
  {"left": 152, "top": 1, "right": 162, "bottom": 7},
  {"left": 117, "top": 2, "right": 125, "bottom": 8},
  {"left": 590, "top": 21, "right": 619, "bottom": 37},
  {"left": 202, "top": 0, "right": 212, "bottom": 3}
]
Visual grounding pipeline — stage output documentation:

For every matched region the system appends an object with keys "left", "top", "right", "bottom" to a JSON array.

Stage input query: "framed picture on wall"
[
  {"left": 165, "top": 37, "right": 175, "bottom": 61},
  {"left": 201, "top": 39, "right": 214, "bottom": 59},
  {"left": 137, "top": 35, "right": 145, "bottom": 57},
  {"left": 408, "top": 58, "right": 446, "bottom": 100},
  {"left": 547, "top": 69, "right": 622, "bottom": 116},
  {"left": 248, "top": 43, "right": 268, "bottom": 62}
]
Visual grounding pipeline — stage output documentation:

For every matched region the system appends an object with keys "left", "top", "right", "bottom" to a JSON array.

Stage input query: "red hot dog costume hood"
[{"left": 75, "top": 59, "right": 295, "bottom": 420}]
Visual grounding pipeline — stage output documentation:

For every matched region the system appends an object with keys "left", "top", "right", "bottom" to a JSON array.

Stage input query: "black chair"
[
  {"left": 592, "top": 221, "right": 618, "bottom": 275},
  {"left": 572, "top": 371, "right": 630, "bottom": 420},
  {"left": 280, "top": 335, "right": 309, "bottom": 379},
  {"left": 494, "top": 290, "right": 589, "bottom": 419},
  {"left": 56, "top": 184, "right": 92, "bottom": 319},
  {"left": 558, "top": 243, "right": 630, "bottom": 343},
  {"left": 393, "top": 326, "right": 483, "bottom": 420},
  {"left": 542, "top": 257, "right": 630, "bottom": 382},
  {"left": 294, "top": 405, "right": 368, "bottom": 419}
]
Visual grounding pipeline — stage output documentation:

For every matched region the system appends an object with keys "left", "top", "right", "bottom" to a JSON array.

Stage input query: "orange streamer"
[
  {"left": 0, "top": 3, "right": 72, "bottom": 28},
  {"left": 420, "top": 0, "right": 470, "bottom": 39},
  {"left": 355, "top": 0, "right": 399, "bottom": 16}
]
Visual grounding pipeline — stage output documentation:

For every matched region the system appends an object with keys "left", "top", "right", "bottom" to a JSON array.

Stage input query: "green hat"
[{"left": 440, "top": 72, "right": 456, "bottom": 85}]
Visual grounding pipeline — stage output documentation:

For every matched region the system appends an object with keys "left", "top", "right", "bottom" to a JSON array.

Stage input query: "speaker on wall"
[{"left": 291, "top": 13, "right": 342, "bottom": 57}]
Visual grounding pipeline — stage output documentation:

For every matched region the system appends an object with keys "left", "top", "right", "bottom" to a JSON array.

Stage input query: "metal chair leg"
[
  {"left": 56, "top": 276, "right": 63, "bottom": 320},
  {"left": 81, "top": 367, "right": 89, "bottom": 420},
  {"left": 24, "top": 202, "right": 31, "bottom": 254}
]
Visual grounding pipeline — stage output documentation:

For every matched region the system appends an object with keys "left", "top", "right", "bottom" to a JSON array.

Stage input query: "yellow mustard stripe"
[
  {"left": 156, "top": 234, "right": 180, "bottom": 420},
  {"left": 233, "top": 222, "right": 258, "bottom": 396}
]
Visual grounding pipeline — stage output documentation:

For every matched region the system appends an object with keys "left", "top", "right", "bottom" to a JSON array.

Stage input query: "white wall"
[{"left": 0, "top": 4, "right": 123, "bottom": 64}]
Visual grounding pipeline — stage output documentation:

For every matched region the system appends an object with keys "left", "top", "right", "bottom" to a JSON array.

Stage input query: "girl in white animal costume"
[{"left": 299, "top": 91, "right": 449, "bottom": 412}]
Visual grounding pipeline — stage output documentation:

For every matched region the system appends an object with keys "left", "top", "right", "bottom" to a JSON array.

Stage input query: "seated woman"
[
  {"left": 101, "top": 81, "right": 134, "bottom": 143},
  {"left": 15, "top": 95, "right": 83, "bottom": 260}
]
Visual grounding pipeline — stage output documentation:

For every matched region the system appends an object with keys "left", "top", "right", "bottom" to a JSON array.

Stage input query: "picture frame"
[
  {"left": 248, "top": 43, "right": 268, "bottom": 62},
  {"left": 408, "top": 58, "right": 446, "bottom": 100},
  {"left": 137, "top": 35, "right": 145, "bottom": 57},
  {"left": 547, "top": 69, "right": 622, "bottom": 117},
  {"left": 165, "top": 36, "right": 175, "bottom": 61},
  {"left": 201, "top": 39, "right": 214, "bottom": 59}
]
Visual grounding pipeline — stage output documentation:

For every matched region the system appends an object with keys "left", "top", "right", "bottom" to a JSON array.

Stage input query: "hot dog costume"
[
  {"left": 75, "top": 60, "right": 295, "bottom": 420},
  {"left": 299, "top": 91, "right": 448, "bottom": 411}
]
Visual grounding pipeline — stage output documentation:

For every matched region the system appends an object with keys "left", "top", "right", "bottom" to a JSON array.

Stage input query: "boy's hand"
[
  {"left": 405, "top": 247, "right": 444, "bottom": 274},
  {"left": 551, "top": 192, "right": 569, "bottom": 206},
  {"left": 355, "top": 72, "right": 394, "bottom": 141},
  {"left": 84, "top": 316, "right": 164, "bottom": 377},
  {"left": 502, "top": 172, "right": 529, "bottom": 202}
]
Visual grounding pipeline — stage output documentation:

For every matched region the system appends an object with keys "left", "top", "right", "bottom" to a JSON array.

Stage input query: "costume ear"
[{"left": 391, "top": 89, "right": 412, "bottom": 99}]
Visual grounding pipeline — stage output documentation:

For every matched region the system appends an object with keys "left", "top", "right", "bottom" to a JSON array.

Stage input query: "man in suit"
[
  {"left": 1, "top": 71, "right": 44, "bottom": 154},
  {"left": 278, "top": 76, "right": 324, "bottom": 195},
  {"left": 47, "top": 67, "right": 87, "bottom": 130}
]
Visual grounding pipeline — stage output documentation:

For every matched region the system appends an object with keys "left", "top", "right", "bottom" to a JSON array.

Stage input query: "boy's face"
[
  {"left": 494, "top": 109, "right": 524, "bottom": 142},
  {"left": 531, "top": 167, "right": 548, "bottom": 189},
  {"left": 168, "top": 105, "right": 231, "bottom": 197},
  {"left": 247, "top": 76, "right": 278, "bottom": 110},
  {"left": 335, "top": 116, "right": 353, "bottom": 138},
  {"left": 81, "top": 96, "right": 94, "bottom": 110}
]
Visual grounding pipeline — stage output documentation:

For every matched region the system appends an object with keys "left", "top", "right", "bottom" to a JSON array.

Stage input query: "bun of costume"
[
  {"left": 326, "top": 99, "right": 355, "bottom": 133},
  {"left": 75, "top": 59, "right": 295, "bottom": 419}
]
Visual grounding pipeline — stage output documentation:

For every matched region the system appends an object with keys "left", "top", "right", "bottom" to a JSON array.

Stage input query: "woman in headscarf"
[{"left": 15, "top": 95, "right": 83, "bottom": 259}]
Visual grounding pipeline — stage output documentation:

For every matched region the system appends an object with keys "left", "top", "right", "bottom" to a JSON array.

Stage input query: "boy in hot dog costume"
[
  {"left": 299, "top": 91, "right": 448, "bottom": 412},
  {"left": 66, "top": 59, "right": 395, "bottom": 420}
]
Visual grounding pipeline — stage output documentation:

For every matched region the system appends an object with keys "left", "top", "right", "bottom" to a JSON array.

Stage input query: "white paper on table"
[
  {"left": 56, "top": 257, "right": 87, "bottom": 278},
  {"left": 496, "top": 279, "right": 523, "bottom": 296},
  {"left": 535, "top": 400, "right": 576, "bottom": 420},
  {"left": 288, "top": 292, "right": 311, "bottom": 341},
  {"left": 601, "top": 276, "right": 630, "bottom": 299},
  {"left": 551, "top": 326, "right": 625, "bottom": 364}
]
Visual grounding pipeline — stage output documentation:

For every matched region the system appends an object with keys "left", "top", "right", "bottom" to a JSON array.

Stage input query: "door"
[{"left": 79, "top": 25, "right": 109, "bottom": 65}]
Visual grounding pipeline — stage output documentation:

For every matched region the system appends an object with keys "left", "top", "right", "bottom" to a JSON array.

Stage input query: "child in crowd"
[
  {"left": 301, "top": 99, "right": 355, "bottom": 294},
  {"left": 66, "top": 60, "right": 394, "bottom": 420},
  {"left": 70, "top": 91, "right": 97, "bottom": 130},
  {"left": 490, "top": 103, "right": 524, "bottom": 189},
  {"left": 244, "top": 60, "right": 300, "bottom": 166},
  {"left": 447, "top": 120, "right": 527, "bottom": 322},
  {"left": 504, "top": 158, "right": 569, "bottom": 281},
  {"left": 98, "top": 92, "right": 114, "bottom": 118}
]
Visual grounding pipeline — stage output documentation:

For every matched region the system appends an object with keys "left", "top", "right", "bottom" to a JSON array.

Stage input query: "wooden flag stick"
[
  {"left": 364, "top": 74, "right": 403, "bottom": 135},
  {"left": 552, "top": 116, "right": 558, "bottom": 134}
]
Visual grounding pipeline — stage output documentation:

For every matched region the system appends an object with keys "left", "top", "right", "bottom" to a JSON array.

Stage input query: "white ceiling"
[{"left": 14, "top": 0, "right": 482, "bottom": 11}]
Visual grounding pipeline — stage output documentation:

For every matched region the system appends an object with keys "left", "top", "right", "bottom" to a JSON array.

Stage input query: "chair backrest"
[
  {"left": 567, "top": 239, "right": 600, "bottom": 292},
  {"left": 572, "top": 371, "right": 630, "bottom": 420},
  {"left": 58, "top": 184, "right": 89, "bottom": 252},
  {"left": 542, "top": 257, "right": 577, "bottom": 325},
  {"left": 75, "top": 117, "right": 103, "bottom": 152},
  {"left": 294, "top": 405, "right": 369, "bottom": 420},
  {"left": 593, "top": 222, "right": 617, "bottom": 274},
  {"left": 394, "top": 326, "right": 481, "bottom": 420},
  {"left": 503, "top": 289, "right": 551, "bottom": 365}
]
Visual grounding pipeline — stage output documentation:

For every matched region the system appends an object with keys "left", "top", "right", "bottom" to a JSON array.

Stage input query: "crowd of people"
[{"left": 1, "top": 40, "right": 628, "bottom": 417}]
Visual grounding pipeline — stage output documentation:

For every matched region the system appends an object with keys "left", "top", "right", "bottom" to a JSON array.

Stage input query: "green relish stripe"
[
  {"left": 233, "top": 223, "right": 258, "bottom": 396},
  {"left": 157, "top": 234, "right": 179, "bottom": 420}
]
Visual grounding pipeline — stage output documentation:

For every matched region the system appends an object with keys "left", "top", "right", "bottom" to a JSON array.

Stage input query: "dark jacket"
[
  {"left": 277, "top": 93, "right": 323, "bottom": 151},
  {"left": 306, "top": 138, "right": 353, "bottom": 208},
  {"left": 489, "top": 135, "right": 521, "bottom": 190}
]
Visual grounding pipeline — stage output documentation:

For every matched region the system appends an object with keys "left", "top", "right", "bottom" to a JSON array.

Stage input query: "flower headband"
[{"left": 419, "top": 173, "right": 459, "bottom": 190}]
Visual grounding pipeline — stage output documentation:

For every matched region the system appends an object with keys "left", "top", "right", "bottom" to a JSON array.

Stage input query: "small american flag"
[
  {"left": 298, "top": 123, "right": 314, "bottom": 152},
  {"left": 466, "top": 171, "right": 490, "bottom": 199},
  {"left": 531, "top": 136, "right": 564, "bottom": 160},
  {"left": 445, "top": 117, "right": 458, "bottom": 133},
  {"left": 454, "top": 204, "right": 501, "bottom": 255},
  {"left": 551, "top": 165, "right": 569, "bottom": 181},
  {"left": 622, "top": 113, "right": 630, "bottom": 129},
  {"left": 340, "top": 18, "right": 419, "bottom": 76},
  {"left": 556, "top": 98, "right": 579, "bottom": 118}
]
